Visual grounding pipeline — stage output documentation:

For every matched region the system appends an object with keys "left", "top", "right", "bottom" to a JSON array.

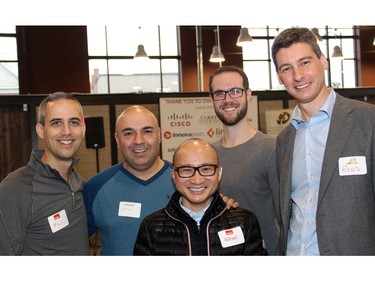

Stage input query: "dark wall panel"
[{"left": 17, "top": 26, "right": 90, "bottom": 95}]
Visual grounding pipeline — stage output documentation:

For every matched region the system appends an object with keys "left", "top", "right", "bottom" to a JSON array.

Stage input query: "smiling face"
[
  {"left": 36, "top": 98, "right": 85, "bottom": 167},
  {"left": 114, "top": 106, "right": 161, "bottom": 175},
  {"left": 211, "top": 71, "right": 251, "bottom": 126},
  {"left": 275, "top": 42, "right": 329, "bottom": 108},
  {"left": 172, "top": 139, "right": 222, "bottom": 213}
]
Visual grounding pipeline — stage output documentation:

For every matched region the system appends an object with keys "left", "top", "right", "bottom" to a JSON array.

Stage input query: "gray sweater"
[
  {"left": 213, "top": 131, "right": 280, "bottom": 255},
  {"left": 0, "top": 150, "right": 89, "bottom": 255}
]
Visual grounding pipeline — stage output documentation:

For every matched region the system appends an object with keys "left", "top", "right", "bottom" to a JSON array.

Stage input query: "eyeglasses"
[
  {"left": 211, "top": 88, "right": 245, "bottom": 101},
  {"left": 174, "top": 164, "right": 219, "bottom": 178}
]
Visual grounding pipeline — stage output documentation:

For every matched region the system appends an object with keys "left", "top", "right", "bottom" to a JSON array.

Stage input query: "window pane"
[
  {"left": 89, "top": 59, "right": 108, "bottom": 93},
  {"left": 0, "top": 26, "right": 16, "bottom": 33},
  {"left": 330, "top": 59, "right": 344, "bottom": 88},
  {"left": 270, "top": 62, "right": 283, "bottom": 90},
  {"left": 104, "top": 59, "right": 161, "bottom": 93},
  {"left": 107, "top": 25, "right": 141, "bottom": 56},
  {"left": 341, "top": 38, "right": 355, "bottom": 59},
  {"left": 160, "top": 25, "right": 178, "bottom": 55},
  {"left": 342, "top": 60, "right": 356, "bottom": 88},
  {"left": 88, "top": 25, "right": 180, "bottom": 94},
  {"left": 269, "top": 27, "right": 282, "bottom": 37},
  {"left": 87, "top": 26, "right": 107, "bottom": 56},
  {"left": 0, "top": 29, "right": 18, "bottom": 94},
  {"left": 247, "top": 27, "right": 269, "bottom": 36},
  {"left": 161, "top": 59, "right": 179, "bottom": 92},
  {"left": 0, "top": 37, "right": 17, "bottom": 60},
  {"left": 89, "top": 58, "right": 164, "bottom": 93},
  {"left": 318, "top": 40, "right": 328, "bottom": 58},
  {"left": 244, "top": 61, "right": 270, "bottom": 90},
  {"left": 334, "top": 27, "right": 354, "bottom": 36},
  {"left": 115, "top": 25, "right": 160, "bottom": 56},
  {"left": 0, "top": 62, "right": 19, "bottom": 94},
  {"left": 242, "top": 39, "right": 269, "bottom": 60}
]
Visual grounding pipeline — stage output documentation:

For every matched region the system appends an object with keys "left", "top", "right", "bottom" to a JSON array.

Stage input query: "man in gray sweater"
[
  {"left": 0, "top": 92, "right": 89, "bottom": 255},
  {"left": 209, "top": 66, "right": 280, "bottom": 255}
]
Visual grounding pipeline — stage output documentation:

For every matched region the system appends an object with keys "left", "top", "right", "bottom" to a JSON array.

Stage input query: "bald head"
[
  {"left": 173, "top": 138, "right": 219, "bottom": 167},
  {"left": 172, "top": 138, "right": 222, "bottom": 212},
  {"left": 116, "top": 105, "right": 159, "bottom": 131},
  {"left": 114, "top": 105, "right": 162, "bottom": 177}
]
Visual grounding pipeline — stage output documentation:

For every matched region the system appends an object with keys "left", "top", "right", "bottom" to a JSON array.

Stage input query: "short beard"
[{"left": 214, "top": 102, "right": 248, "bottom": 126}]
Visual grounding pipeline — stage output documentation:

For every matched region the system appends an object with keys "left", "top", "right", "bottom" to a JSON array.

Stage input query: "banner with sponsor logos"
[
  {"left": 159, "top": 96, "right": 258, "bottom": 161},
  {"left": 265, "top": 109, "right": 294, "bottom": 137}
]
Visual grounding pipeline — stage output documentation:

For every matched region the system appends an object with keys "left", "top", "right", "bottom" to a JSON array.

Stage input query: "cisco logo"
[{"left": 167, "top": 113, "right": 193, "bottom": 127}]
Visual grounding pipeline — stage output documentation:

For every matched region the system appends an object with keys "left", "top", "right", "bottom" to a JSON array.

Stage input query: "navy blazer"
[{"left": 276, "top": 92, "right": 375, "bottom": 255}]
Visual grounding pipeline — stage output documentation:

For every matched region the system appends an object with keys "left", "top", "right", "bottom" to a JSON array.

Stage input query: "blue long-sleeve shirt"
[{"left": 287, "top": 90, "right": 336, "bottom": 255}]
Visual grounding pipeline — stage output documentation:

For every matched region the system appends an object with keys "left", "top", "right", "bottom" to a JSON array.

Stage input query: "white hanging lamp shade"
[
  {"left": 332, "top": 45, "right": 344, "bottom": 60},
  {"left": 236, "top": 27, "right": 253, "bottom": 46},
  {"left": 134, "top": 44, "right": 149, "bottom": 59},
  {"left": 209, "top": 45, "right": 225, "bottom": 62}
]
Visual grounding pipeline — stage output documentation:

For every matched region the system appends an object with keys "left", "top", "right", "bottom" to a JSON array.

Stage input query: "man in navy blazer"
[{"left": 271, "top": 27, "right": 375, "bottom": 255}]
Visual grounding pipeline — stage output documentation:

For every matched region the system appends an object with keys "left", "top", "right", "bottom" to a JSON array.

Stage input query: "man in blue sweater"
[{"left": 84, "top": 105, "right": 174, "bottom": 255}]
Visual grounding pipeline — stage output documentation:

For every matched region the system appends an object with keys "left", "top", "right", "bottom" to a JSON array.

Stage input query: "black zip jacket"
[{"left": 133, "top": 191, "right": 267, "bottom": 255}]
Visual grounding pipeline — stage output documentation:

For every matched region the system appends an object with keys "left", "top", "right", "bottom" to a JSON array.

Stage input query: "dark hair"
[
  {"left": 208, "top": 65, "right": 249, "bottom": 94},
  {"left": 271, "top": 27, "right": 322, "bottom": 70},
  {"left": 38, "top": 92, "right": 83, "bottom": 125}
]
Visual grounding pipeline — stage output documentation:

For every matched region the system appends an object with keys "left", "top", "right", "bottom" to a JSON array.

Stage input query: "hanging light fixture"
[
  {"left": 332, "top": 45, "right": 344, "bottom": 60},
  {"left": 134, "top": 26, "right": 149, "bottom": 60},
  {"left": 210, "top": 46, "right": 225, "bottom": 62},
  {"left": 373, "top": 37, "right": 375, "bottom": 46},
  {"left": 134, "top": 44, "right": 149, "bottom": 59},
  {"left": 311, "top": 28, "right": 323, "bottom": 41},
  {"left": 210, "top": 26, "right": 225, "bottom": 63},
  {"left": 236, "top": 27, "right": 252, "bottom": 46},
  {"left": 331, "top": 28, "right": 344, "bottom": 60}
]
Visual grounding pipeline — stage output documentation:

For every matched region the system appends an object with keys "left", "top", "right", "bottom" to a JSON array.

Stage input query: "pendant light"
[
  {"left": 210, "top": 26, "right": 225, "bottom": 63},
  {"left": 210, "top": 46, "right": 225, "bottom": 62},
  {"left": 236, "top": 27, "right": 252, "bottom": 46},
  {"left": 134, "top": 44, "right": 149, "bottom": 59},
  {"left": 332, "top": 29, "right": 344, "bottom": 60},
  {"left": 332, "top": 45, "right": 344, "bottom": 59},
  {"left": 134, "top": 27, "right": 149, "bottom": 60},
  {"left": 373, "top": 37, "right": 375, "bottom": 46}
]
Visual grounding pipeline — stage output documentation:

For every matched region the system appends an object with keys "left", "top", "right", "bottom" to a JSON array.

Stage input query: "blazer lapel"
[
  {"left": 318, "top": 95, "right": 355, "bottom": 206},
  {"left": 278, "top": 125, "right": 295, "bottom": 225}
]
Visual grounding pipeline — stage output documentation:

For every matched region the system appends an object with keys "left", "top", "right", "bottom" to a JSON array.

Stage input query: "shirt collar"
[
  {"left": 179, "top": 197, "right": 212, "bottom": 224},
  {"left": 291, "top": 88, "right": 336, "bottom": 129}
]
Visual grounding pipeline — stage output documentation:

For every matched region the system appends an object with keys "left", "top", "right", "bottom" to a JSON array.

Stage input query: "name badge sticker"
[
  {"left": 48, "top": 209, "right": 69, "bottom": 233},
  {"left": 339, "top": 156, "right": 367, "bottom": 176},
  {"left": 218, "top": 226, "right": 245, "bottom": 248},
  {"left": 118, "top": 202, "right": 141, "bottom": 218}
]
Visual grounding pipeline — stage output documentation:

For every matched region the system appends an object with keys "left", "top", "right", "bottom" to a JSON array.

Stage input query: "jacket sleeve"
[
  {"left": 243, "top": 212, "right": 268, "bottom": 256},
  {"left": 133, "top": 219, "right": 153, "bottom": 256},
  {"left": 0, "top": 179, "right": 31, "bottom": 255}
]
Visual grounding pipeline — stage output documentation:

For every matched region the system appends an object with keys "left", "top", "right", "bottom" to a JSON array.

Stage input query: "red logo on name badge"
[
  {"left": 225, "top": 229, "right": 233, "bottom": 235},
  {"left": 54, "top": 214, "right": 61, "bottom": 220}
]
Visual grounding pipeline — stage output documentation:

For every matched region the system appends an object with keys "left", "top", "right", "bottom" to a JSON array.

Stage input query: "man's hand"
[{"left": 220, "top": 193, "right": 239, "bottom": 209}]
